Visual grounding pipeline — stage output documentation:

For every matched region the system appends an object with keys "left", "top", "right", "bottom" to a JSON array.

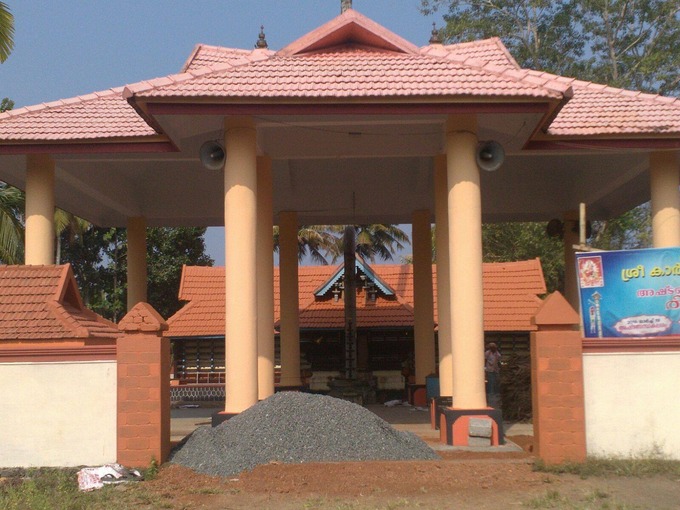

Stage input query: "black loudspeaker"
[
  {"left": 199, "top": 141, "right": 225, "bottom": 170},
  {"left": 476, "top": 141, "right": 505, "bottom": 172}
]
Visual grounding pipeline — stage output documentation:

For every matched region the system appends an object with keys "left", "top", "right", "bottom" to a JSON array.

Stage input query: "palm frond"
[{"left": 0, "top": 2, "right": 14, "bottom": 63}]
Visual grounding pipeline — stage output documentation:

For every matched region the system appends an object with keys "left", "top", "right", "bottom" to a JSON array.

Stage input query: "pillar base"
[
  {"left": 212, "top": 411, "right": 239, "bottom": 427},
  {"left": 439, "top": 407, "right": 504, "bottom": 446},
  {"left": 430, "top": 396, "right": 452, "bottom": 430},
  {"left": 407, "top": 384, "right": 427, "bottom": 407}
]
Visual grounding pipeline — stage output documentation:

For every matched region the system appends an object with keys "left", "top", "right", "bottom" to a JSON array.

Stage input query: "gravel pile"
[{"left": 170, "top": 391, "right": 439, "bottom": 477}]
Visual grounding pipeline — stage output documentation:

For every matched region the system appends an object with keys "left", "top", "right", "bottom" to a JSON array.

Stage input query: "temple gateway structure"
[{"left": 1, "top": 7, "right": 679, "bottom": 458}]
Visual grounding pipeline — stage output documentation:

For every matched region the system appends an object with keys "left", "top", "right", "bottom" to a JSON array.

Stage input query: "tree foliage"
[
  {"left": 0, "top": 97, "right": 13, "bottom": 112},
  {"left": 60, "top": 226, "right": 213, "bottom": 322},
  {"left": 421, "top": 1, "right": 680, "bottom": 95},
  {"left": 273, "top": 224, "right": 336, "bottom": 264},
  {"left": 421, "top": 0, "right": 584, "bottom": 75},
  {"left": 483, "top": 221, "right": 564, "bottom": 293},
  {"left": 274, "top": 224, "right": 410, "bottom": 264},
  {"left": 328, "top": 224, "right": 410, "bottom": 263},
  {"left": 0, "top": 1, "right": 13, "bottom": 63},
  {"left": 0, "top": 181, "right": 23, "bottom": 263},
  {"left": 575, "top": 1, "right": 680, "bottom": 95},
  {"left": 420, "top": 0, "right": 664, "bottom": 280}
]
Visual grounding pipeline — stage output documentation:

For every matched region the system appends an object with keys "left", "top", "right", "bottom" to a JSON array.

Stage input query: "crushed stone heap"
[{"left": 170, "top": 391, "right": 439, "bottom": 477}]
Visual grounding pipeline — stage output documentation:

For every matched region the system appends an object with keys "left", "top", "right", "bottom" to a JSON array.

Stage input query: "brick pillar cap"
[
  {"left": 119, "top": 302, "right": 169, "bottom": 333},
  {"left": 532, "top": 291, "right": 580, "bottom": 327}
]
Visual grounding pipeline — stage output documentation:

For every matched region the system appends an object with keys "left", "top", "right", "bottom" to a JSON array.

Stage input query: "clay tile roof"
[
  {"left": 181, "top": 44, "right": 261, "bottom": 72},
  {"left": 0, "top": 265, "right": 119, "bottom": 340},
  {"left": 421, "top": 37, "right": 520, "bottom": 70},
  {"left": 166, "top": 258, "right": 547, "bottom": 337},
  {"left": 522, "top": 70, "right": 680, "bottom": 136},
  {"left": 277, "top": 9, "right": 420, "bottom": 56},
  {"left": 480, "top": 258, "right": 547, "bottom": 331},
  {"left": 2, "top": 11, "right": 680, "bottom": 146},
  {"left": 126, "top": 11, "right": 565, "bottom": 102},
  {"left": 0, "top": 88, "right": 160, "bottom": 142},
  {"left": 128, "top": 49, "right": 565, "bottom": 101}
]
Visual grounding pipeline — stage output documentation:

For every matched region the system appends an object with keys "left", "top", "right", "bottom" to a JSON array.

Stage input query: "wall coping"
[
  {"left": 119, "top": 302, "right": 168, "bottom": 333},
  {"left": 532, "top": 291, "right": 580, "bottom": 327}
]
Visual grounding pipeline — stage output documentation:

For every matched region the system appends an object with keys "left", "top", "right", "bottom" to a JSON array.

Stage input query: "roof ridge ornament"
[
  {"left": 255, "top": 25, "right": 268, "bottom": 49},
  {"left": 429, "top": 23, "right": 442, "bottom": 45},
  {"left": 341, "top": 0, "right": 352, "bottom": 14}
]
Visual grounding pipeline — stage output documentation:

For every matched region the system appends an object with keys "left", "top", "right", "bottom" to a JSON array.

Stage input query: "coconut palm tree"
[
  {"left": 273, "top": 224, "right": 335, "bottom": 264},
  {"left": 327, "top": 224, "right": 409, "bottom": 378},
  {"left": 55, "top": 209, "right": 90, "bottom": 264},
  {"left": 0, "top": 182, "right": 23, "bottom": 263},
  {"left": 328, "top": 224, "right": 410, "bottom": 263},
  {"left": 0, "top": 2, "right": 14, "bottom": 63}
]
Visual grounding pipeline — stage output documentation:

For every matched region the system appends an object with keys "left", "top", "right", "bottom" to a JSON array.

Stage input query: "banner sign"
[{"left": 576, "top": 247, "right": 680, "bottom": 338}]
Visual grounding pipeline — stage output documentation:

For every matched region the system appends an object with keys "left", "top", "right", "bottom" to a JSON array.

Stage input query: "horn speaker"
[
  {"left": 476, "top": 141, "right": 505, "bottom": 172},
  {"left": 200, "top": 141, "right": 226, "bottom": 170}
]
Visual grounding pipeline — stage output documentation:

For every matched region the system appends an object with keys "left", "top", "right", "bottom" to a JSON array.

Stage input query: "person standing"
[{"left": 484, "top": 342, "right": 501, "bottom": 399}]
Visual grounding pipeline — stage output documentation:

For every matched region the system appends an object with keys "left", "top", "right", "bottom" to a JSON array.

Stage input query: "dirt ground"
[{"left": 131, "top": 436, "right": 680, "bottom": 510}]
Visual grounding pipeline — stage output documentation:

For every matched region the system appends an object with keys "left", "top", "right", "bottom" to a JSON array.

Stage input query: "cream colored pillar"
[
  {"left": 412, "top": 209, "right": 436, "bottom": 385},
  {"left": 446, "top": 115, "right": 486, "bottom": 410},
  {"left": 434, "top": 156, "right": 452, "bottom": 397},
  {"left": 563, "top": 211, "right": 579, "bottom": 310},
  {"left": 650, "top": 152, "right": 680, "bottom": 248},
  {"left": 278, "top": 211, "right": 302, "bottom": 387},
  {"left": 25, "top": 155, "right": 55, "bottom": 265},
  {"left": 126, "top": 216, "right": 148, "bottom": 310},
  {"left": 257, "top": 156, "right": 275, "bottom": 400},
  {"left": 223, "top": 116, "right": 259, "bottom": 414}
]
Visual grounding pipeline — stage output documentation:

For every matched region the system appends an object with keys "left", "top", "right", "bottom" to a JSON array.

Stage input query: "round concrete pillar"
[
  {"left": 257, "top": 156, "right": 275, "bottom": 400},
  {"left": 446, "top": 115, "right": 486, "bottom": 410},
  {"left": 412, "top": 209, "right": 436, "bottom": 385},
  {"left": 126, "top": 216, "right": 148, "bottom": 311},
  {"left": 25, "top": 155, "right": 55, "bottom": 265},
  {"left": 650, "top": 151, "right": 680, "bottom": 248},
  {"left": 434, "top": 155, "right": 452, "bottom": 397},
  {"left": 223, "top": 116, "right": 259, "bottom": 414},
  {"left": 278, "top": 211, "right": 302, "bottom": 387}
]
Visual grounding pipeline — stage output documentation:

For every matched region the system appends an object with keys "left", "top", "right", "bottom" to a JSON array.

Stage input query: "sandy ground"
[{"left": 160, "top": 403, "right": 679, "bottom": 509}]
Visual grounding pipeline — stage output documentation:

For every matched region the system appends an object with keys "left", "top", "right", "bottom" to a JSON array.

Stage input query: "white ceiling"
[{"left": 0, "top": 112, "right": 656, "bottom": 227}]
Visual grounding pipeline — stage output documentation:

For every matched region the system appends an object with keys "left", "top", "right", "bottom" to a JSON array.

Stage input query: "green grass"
[
  {"left": 525, "top": 489, "right": 640, "bottom": 509},
  {"left": 533, "top": 455, "right": 680, "bottom": 479},
  {"left": 301, "top": 499, "right": 416, "bottom": 510},
  {"left": 0, "top": 468, "right": 172, "bottom": 510}
]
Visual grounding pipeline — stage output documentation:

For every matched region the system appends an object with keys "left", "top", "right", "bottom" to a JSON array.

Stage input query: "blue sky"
[{"left": 1, "top": 1, "right": 441, "bottom": 264}]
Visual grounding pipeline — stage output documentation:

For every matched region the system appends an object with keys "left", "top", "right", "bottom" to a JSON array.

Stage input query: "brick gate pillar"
[
  {"left": 531, "top": 291, "right": 586, "bottom": 465},
  {"left": 117, "top": 302, "right": 170, "bottom": 468}
]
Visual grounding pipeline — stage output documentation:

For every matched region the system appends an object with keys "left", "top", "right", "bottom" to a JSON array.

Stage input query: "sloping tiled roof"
[
  {"left": 181, "top": 44, "right": 262, "bottom": 72},
  {"left": 522, "top": 71, "right": 680, "bottom": 136},
  {"left": 420, "top": 37, "right": 520, "bottom": 70},
  {"left": 2, "top": 9, "right": 676, "bottom": 145},
  {"left": 0, "top": 265, "right": 120, "bottom": 340},
  {"left": 166, "top": 258, "right": 547, "bottom": 338},
  {"left": 479, "top": 259, "right": 547, "bottom": 331},
  {"left": 125, "top": 49, "right": 565, "bottom": 101},
  {"left": 298, "top": 295, "right": 415, "bottom": 329},
  {"left": 126, "top": 9, "right": 565, "bottom": 102},
  {"left": 0, "top": 88, "right": 160, "bottom": 142},
  {"left": 277, "top": 9, "right": 420, "bottom": 57}
]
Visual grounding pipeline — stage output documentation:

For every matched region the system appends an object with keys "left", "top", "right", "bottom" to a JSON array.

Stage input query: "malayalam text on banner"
[{"left": 576, "top": 247, "right": 680, "bottom": 338}]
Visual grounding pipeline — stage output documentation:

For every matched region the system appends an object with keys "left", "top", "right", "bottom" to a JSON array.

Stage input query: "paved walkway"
[{"left": 171, "top": 402, "right": 533, "bottom": 448}]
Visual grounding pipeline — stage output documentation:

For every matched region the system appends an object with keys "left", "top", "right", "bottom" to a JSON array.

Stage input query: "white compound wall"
[
  {"left": 583, "top": 351, "right": 680, "bottom": 459},
  {"left": 0, "top": 360, "right": 117, "bottom": 467}
]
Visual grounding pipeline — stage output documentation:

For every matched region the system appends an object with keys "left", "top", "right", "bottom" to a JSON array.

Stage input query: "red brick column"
[
  {"left": 531, "top": 292, "right": 586, "bottom": 465},
  {"left": 117, "top": 303, "right": 170, "bottom": 467}
]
